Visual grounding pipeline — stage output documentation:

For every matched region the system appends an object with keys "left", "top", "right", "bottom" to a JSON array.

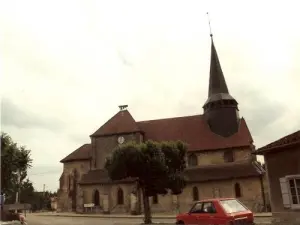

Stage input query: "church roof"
[
  {"left": 137, "top": 115, "right": 252, "bottom": 152},
  {"left": 255, "top": 130, "right": 300, "bottom": 155},
  {"left": 184, "top": 161, "right": 264, "bottom": 182},
  {"left": 61, "top": 113, "right": 253, "bottom": 163},
  {"left": 60, "top": 144, "right": 91, "bottom": 163},
  {"left": 79, "top": 161, "right": 263, "bottom": 185},
  {"left": 91, "top": 110, "right": 140, "bottom": 137},
  {"left": 79, "top": 169, "right": 136, "bottom": 185}
]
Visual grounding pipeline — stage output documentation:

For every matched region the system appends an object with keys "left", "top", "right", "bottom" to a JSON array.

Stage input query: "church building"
[{"left": 57, "top": 36, "right": 267, "bottom": 214}]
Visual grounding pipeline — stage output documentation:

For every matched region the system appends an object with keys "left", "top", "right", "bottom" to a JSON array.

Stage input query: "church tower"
[{"left": 203, "top": 35, "right": 240, "bottom": 137}]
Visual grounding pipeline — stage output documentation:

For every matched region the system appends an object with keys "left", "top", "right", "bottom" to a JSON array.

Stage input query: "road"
[
  {"left": 25, "top": 214, "right": 272, "bottom": 225},
  {"left": 25, "top": 214, "right": 175, "bottom": 225}
]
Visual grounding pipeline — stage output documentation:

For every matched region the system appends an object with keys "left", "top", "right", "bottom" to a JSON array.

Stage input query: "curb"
[
  {"left": 34, "top": 213, "right": 272, "bottom": 219},
  {"left": 35, "top": 214, "right": 175, "bottom": 219}
]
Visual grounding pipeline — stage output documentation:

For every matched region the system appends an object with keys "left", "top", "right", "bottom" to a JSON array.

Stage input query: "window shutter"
[{"left": 279, "top": 177, "right": 291, "bottom": 208}]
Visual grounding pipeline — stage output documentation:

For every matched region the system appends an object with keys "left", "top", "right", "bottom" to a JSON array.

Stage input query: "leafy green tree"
[
  {"left": 1, "top": 132, "right": 32, "bottom": 202},
  {"left": 19, "top": 179, "right": 35, "bottom": 203},
  {"left": 105, "top": 140, "right": 187, "bottom": 224}
]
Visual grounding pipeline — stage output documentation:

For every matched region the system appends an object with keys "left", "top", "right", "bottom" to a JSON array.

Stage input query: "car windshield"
[{"left": 220, "top": 199, "right": 248, "bottom": 213}]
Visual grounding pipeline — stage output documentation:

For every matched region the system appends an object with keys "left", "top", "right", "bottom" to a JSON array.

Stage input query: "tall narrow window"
[
  {"left": 224, "top": 150, "right": 234, "bottom": 162},
  {"left": 193, "top": 186, "right": 199, "bottom": 201},
  {"left": 188, "top": 154, "right": 198, "bottom": 166},
  {"left": 68, "top": 175, "right": 72, "bottom": 190},
  {"left": 152, "top": 194, "right": 158, "bottom": 204},
  {"left": 117, "top": 188, "right": 124, "bottom": 205},
  {"left": 93, "top": 190, "right": 100, "bottom": 206},
  {"left": 59, "top": 173, "right": 64, "bottom": 189},
  {"left": 234, "top": 183, "right": 242, "bottom": 198}
]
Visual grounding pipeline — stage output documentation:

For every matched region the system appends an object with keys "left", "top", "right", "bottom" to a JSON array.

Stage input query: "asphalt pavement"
[
  {"left": 25, "top": 214, "right": 175, "bottom": 225},
  {"left": 24, "top": 214, "right": 272, "bottom": 225}
]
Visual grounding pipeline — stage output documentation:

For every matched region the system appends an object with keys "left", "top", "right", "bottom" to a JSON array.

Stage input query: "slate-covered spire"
[
  {"left": 203, "top": 34, "right": 240, "bottom": 137},
  {"left": 208, "top": 37, "right": 229, "bottom": 96}
]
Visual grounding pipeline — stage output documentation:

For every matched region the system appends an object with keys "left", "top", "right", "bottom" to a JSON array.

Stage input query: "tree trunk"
[{"left": 141, "top": 186, "right": 152, "bottom": 224}]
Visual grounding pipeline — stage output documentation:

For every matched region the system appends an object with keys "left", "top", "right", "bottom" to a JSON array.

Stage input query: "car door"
[
  {"left": 196, "top": 201, "right": 218, "bottom": 225},
  {"left": 186, "top": 202, "right": 203, "bottom": 225}
]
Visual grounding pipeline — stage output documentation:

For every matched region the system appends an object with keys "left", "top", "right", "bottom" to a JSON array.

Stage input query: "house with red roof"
[
  {"left": 254, "top": 130, "right": 300, "bottom": 224},
  {"left": 57, "top": 36, "right": 266, "bottom": 214}
]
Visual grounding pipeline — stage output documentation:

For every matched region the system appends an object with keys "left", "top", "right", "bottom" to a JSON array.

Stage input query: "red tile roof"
[
  {"left": 184, "top": 161, "right": 264, "bottom": 182},
  {"left": 137, "top": 115, "right": 253, "bottom": 152},
  {"left": 61, "top": 111, "right": 253, "bottom": 163},
  {"left": 79, "top": 169, "right": 136, "bottom": 185},
  {"left": 60, "top": 144, "right": 92, "bottom": 163},
  {"left": 255, "top": 130, "right": 300, "bottom": 154},
  {"left": 91, "top": 110, "right": 140, "bottom": 137},
  {"left": 79, "top": 161, "right": 263, "bottom": 185}
]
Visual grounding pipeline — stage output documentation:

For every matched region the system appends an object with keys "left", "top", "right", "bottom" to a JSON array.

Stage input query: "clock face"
[{"left": 117, "top": 136, "right": 125, "bottom": 144}]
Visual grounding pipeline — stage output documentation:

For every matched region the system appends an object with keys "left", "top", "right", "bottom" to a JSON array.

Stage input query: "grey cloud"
[
  {"left": 236, "top": 87, "right": 287, "bottom": 135},
  {"left": 1, "top": 98, "right": 66, "bottom": 132},
  {"left": 174, "top": 86, "right": 287, "bottom": 145}
]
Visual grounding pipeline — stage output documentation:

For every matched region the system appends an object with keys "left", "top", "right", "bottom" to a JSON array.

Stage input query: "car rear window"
[{"left": 220, "top": 199, "right": 248, "bottom": 213}]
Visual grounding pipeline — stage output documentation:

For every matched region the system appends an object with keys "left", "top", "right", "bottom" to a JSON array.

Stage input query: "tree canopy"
[
  {"left": 105, "top": 140, "right": 187, "bottom": 224},
  {"left": 1, "top": 132, "right": 56, "bottom": 213},
  {"left": 1, "top": 132, "right": 32, "bottom": 202}
]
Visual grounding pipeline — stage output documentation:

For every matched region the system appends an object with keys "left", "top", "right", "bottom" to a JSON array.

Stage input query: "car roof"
[{"left": 196, "top": 197, "right": 236, "bottom": 202}]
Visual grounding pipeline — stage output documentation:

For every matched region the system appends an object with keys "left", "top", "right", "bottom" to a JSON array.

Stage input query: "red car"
[{"left": 176, "top": 198, "right": 254, "bottom": 225}]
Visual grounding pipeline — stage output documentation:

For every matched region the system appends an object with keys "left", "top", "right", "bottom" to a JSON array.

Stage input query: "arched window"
[
  {"left": 68, "top": 175, "right": 72, "bottom": 190},
  {"left": 234, "top": 183, "right": 242, "bottom": 198},
  {"left": 224, "top": 150, "right": 234, "bottom": 162},
  {"left": 192, "top": 186, "right": 199, "bottom": 201},
  {"left": 59, "top": 173, "right": 64, "bottom": 189},
  {"left": 83, "top": 190, "right": 87, "bottom": 203},
  {"left": 93, "top": 190, "right": 100, "bottom": 206},
  {"left": 188, "top": 154, "right": 198, "bottom": 166},
  {"left": 152, "top": 194, "right": 158, "bottom": 204},
  {"left": 117, "top": 188, "right": 124, "bottom": 205}
]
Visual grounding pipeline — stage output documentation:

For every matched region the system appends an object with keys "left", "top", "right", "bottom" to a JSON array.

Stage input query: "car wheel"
[{"left": 176, "top": 221, "right": 184, "bottom": 224}]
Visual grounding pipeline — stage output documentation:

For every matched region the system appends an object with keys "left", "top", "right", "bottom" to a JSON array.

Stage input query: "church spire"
[
  {"left": 203, "top": 13, "right": 239, "bottom": 137},
  {"left": 206, "top": 12, "right": 229, "bottom": 97},
  {"left": 208, "top": 38, "right": 229, "bottom": 96}
]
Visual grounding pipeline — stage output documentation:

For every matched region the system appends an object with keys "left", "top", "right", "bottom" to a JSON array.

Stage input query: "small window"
[
  {"left": 93, "top": 190, "right": 100, "bottom": 206},
  {"left": 59, "top": 173, "right": 64, "bottom": 189},
  {"left": 117, "top": 188, "right": 124, "bottom": 205},
  {"left": 152, "top": 194, "right": 158, "bottom": 204},
  {"left": 190, "top": 202, "right": 203, "bottom": 213},
  {"left": 220, "top": 199, "right": 248, "bottom": 213},
  {"left": 202, "top": 202, "right": 217, "bottom": 213},
  {"left": 192, "top": 186, "right": 199, "bottom": 201},
  {"left": 188, "top": 154, "right": 198, "bottom": 166},
  {"left": 224, "top": 150, "right": 234, "bottom": 163},
  {"left": 213, "top": 188, "right": 221, "bottom": 198},
  {"left": 288, "top": 177, "right": 300, "bottom": 205},
  {"left": 68, "top": 175, "right": 72, "bottom": 190},
  {"left": 234, "top": 182, "right": 242, "bottom": 198}
]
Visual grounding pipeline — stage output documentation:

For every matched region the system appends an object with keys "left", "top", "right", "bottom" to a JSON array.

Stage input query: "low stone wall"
[{"left": 271, "top": 211, "right": 300, "bottom": 225}]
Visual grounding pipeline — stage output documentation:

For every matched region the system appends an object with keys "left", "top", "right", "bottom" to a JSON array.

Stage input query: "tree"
[
  {"left": 105, "top": 140, "right": 187, "bottom": 224},
  {"left": 1, "top": 132, "right": 32, "bottom": 202}
]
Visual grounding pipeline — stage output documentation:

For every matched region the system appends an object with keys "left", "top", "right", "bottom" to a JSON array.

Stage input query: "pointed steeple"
[
  {"left": 204, "top": 36, "right": 236, "bottom": 107},
  {"left": 203, "top": 29, "right": 240, "bottom": 137},
  {"left": 208, "top": 37, "right": 229, "bottom": 96}
]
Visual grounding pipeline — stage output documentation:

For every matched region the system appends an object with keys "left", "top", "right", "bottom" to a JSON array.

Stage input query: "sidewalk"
[{"left": 33, "top": 211, "right": 272, "bottom": 219}]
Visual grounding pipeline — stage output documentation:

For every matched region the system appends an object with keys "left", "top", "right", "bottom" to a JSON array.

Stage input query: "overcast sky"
[{"left": 1, "top": 0, "right": 300, "bottom": 192}]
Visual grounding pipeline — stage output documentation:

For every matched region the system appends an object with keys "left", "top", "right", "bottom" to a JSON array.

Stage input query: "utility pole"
[
  {"left": 43, "top": 184, "right": 46, "bottom": 210},
  {"left": 43, "top": 184, "right": 45, "bottom": 196},
  {"left": 15, "top": 170, "right": 21, "bottom": 213},
  {"left": 15, "top": 171, "right": 21, "bottom": 203}
]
